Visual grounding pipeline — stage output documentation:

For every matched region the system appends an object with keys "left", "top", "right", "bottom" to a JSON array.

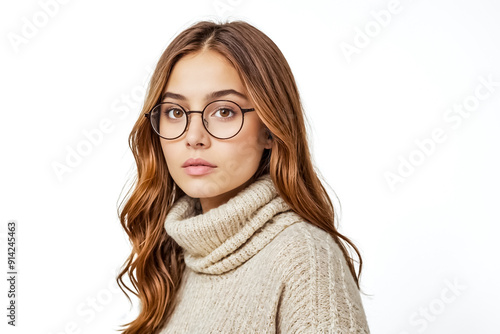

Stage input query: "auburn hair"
[{"left": 116, "top": 20, "right": 364, "bottom": 334}]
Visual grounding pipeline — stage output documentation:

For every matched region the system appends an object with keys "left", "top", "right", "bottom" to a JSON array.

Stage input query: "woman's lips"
[
  {"left": 183, "top": 165, "right": 216, "bottom": 176},
  {"left": 182, "top": 158, "right": 216, "bottom": 168}
]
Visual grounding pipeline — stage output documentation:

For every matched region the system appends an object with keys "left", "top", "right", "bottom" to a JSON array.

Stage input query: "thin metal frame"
[{"left": 144, "top": 99, "right": 255, "bottom": 140}]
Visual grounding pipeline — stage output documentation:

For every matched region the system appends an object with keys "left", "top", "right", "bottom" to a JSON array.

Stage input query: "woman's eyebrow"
[{"left": 161, "top": 89, "right": 248, "bottom": 102}]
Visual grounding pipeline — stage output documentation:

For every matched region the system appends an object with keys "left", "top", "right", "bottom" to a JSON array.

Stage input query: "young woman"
[{"left": 117, "top": 20, "right": 370, "bottom": 333}]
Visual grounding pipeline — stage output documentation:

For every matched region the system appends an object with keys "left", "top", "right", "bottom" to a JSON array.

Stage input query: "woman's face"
[{"left": 160, "top": 49, "right": 272, "bottom": 213}]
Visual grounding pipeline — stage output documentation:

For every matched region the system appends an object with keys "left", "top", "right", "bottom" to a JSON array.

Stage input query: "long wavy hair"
[{"left": 116, "top": 20, "right": 364, "bottom": 334}]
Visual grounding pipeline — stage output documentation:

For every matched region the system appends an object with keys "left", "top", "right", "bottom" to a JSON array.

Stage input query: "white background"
[{"left": 1, "top": 0, "right": 499, "bottom": 333}]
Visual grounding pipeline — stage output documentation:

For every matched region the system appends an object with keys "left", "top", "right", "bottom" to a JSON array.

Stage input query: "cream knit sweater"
[{"left": 161, "top": 174, "right": 370, "bottom": 333}]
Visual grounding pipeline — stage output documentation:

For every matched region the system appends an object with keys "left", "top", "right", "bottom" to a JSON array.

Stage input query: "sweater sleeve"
[{"left": 276, "top": 223, "right": 370, "bottom": 334}]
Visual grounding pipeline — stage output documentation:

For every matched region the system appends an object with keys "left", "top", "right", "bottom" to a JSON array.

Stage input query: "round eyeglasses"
[{"left": 144, "top": 100, "right": 255, "bottom": 140}]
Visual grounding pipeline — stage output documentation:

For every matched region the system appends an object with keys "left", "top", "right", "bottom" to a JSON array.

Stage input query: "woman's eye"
[
  {"left": 214, "top": 108, "right": 234, "bottom": 118},
  {"left": 166, "top": 109, "right": 184, "bottom": 119}
]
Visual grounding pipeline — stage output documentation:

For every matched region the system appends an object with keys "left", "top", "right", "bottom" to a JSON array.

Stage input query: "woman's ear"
[{"left": 264, "top": 128, "right": 273, "bottom": 149}]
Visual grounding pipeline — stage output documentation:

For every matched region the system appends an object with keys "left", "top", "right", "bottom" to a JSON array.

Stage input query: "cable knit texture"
[{"left": 161, "top": 174, "right": 370, "bottom": 333}]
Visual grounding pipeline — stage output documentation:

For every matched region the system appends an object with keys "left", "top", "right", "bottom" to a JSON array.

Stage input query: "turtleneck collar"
[{"left": 164, "top": 174, "right": 300, "bottom": 274}]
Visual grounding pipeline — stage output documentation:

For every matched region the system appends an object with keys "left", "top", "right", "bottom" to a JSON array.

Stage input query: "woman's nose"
[{"left": 184, "top": 112, "right": 211, "bottom": 146}]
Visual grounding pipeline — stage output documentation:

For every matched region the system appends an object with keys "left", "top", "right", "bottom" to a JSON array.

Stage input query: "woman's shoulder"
[
  {"left": 271, "top": 214, "right": 345, "bottom": 262},
  {"left": 269, "top": 214, "right": 356, "bottom": 286},
  {"left": 267, "top": 215, "right": 370, "bottom": 332}
]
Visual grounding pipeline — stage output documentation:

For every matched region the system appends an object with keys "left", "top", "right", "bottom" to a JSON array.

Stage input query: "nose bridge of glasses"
[
  {"left": 186, "top": 110, "right": 204, "bottom": 117},
  {"left": 185, "top": 110, "right": 208, "bottom": 128}
]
